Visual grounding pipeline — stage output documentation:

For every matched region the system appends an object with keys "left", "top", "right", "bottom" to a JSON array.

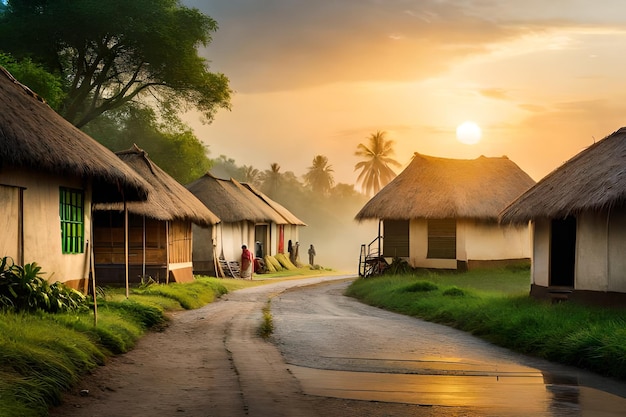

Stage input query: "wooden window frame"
[{"left": 60, "top": 187, "right": 84, "bottom": 254}]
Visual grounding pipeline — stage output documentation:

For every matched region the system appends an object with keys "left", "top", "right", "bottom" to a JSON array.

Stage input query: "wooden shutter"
[
  {"left": 427, "top": 219, "right": 456, "bottom": 259},
  {"left": 383, "top": 220, "right": 409, "bottom": 257}
]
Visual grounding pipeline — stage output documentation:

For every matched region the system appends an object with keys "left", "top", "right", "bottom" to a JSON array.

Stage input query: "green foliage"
[
  {"left": 401, "top": 280, "right": 438, "bottom": 293},
  {"left": 0, "top": 53, "right": 65, "bottom": 108},
  {"left": 303, "top": 155, "right": 335, "bottom": 196},
  {"left": 0, "top": 0, "right": 231, "bottom": 128},
  {"left": 0, "top": 313, "right": 103, "bottom": 412},
  {"left": 134, "top": 277, "right": 228, "bottom": 310},
  {"left": 347, "top": 270, "right": 626, "bottom": 380},
  {"left": 0, "top": 257, "right": 87, "bottom": 313},
  {"left": 258, "top": 301, "right": 274, "bottom": 339},
  {"left": 0, "top": 275, "right": 234, "bottom": 413},
  {"left": 83, "top": 105, "right": 212, "bottom": 184},
  {"left": 442, "top": 286, "right": 466, "bottom": 297}
]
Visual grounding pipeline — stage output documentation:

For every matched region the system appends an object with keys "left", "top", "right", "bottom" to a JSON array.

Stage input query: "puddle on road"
[{"left": 290, "top": 365, "right": 626, "bottom": 416}]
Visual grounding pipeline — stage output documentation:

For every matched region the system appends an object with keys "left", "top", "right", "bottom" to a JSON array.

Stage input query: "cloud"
[
  {"left": 187, "top": 0, "right": 529, "bottom": 93},
  {"left": 479, "top": 88, "right": 510, "bottom": 100}
]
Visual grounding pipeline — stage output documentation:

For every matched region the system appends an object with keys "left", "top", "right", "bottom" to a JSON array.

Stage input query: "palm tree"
[
  {"left": 261, "top": 162, "right": 282, "bottom": 198},
  {"left": 240, "top": 165, "right": 262, "bottom": 187},
  {"left": 303, "top": 155, "right": 335, "bottom": 196},
  {"left": 354, "top": 131, "right": 401, "bottom": 196}
]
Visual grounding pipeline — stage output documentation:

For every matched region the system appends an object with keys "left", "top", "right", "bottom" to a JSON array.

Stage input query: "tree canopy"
[
  {"left": 304, "top": 155, "right": 335, "bottom": 196},
  {"left": 354, "top": 131, "right": 401, "bottom": 197},
  {"left": 0, "top": 0, "right": 231, "bottom": 128},
  {"left": 83, "top": 105, "right": 212, "bottom": 185}
]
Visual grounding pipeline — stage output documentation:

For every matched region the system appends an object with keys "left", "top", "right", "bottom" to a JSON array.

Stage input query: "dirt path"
[{"left": 49, "top": 276, "right": 442, "bottom": 417}]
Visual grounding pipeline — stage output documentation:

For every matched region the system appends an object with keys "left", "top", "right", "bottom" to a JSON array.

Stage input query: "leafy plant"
[{"left": 0, "top": 257, "right": 87, "bottom": 313}]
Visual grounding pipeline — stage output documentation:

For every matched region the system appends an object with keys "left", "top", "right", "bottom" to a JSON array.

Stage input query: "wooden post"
[
  {"left": 125, "top": 200, "right": 129, "bottom": 299},
  {"left": 90, "top": 240, "right": 98, "bottom": 327},
  {"left": 142, "top": 215, "right": 146, "bottom": 279},
  {"left": 165, "top": 221, "right": 170, "bottom": 284}
]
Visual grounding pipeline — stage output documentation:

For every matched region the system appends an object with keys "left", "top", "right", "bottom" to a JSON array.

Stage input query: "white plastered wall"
[
  {"left": 0, "top": 167, "right": 91, "bottom": 285},
  {"left": 463, "top": 220, "right": 531, "bottom": 260}
]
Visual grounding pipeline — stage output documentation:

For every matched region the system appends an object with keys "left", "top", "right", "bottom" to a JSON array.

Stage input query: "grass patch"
[
  {"left": 259, "top": 300, "right": 274, "bottom": 339},
  {"left": 346, "top": 268, "right": 626, "bottom": 380},
  {"left": 0, "top": 276, "right": 237, "bottom": 415}
]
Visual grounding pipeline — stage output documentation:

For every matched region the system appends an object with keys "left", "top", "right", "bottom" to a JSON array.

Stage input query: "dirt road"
[
  {"left": 50, "top": 275, "right": 626, "bottom": 416},
  {"left": 50, "top": 275, "right": 446, "bottom": 416}
]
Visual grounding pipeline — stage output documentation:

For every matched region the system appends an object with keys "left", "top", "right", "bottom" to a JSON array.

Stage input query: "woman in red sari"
[{"left": 240, "top": 244, "right": 254, "bottom": 279}]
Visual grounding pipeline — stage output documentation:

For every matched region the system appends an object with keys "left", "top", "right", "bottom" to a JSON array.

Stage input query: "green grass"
[
  {"left": 259, "top": 300, "right": 274, "bottom": 339},
  {"left": 346, "top": 268, "right": 626, "bottom": 380},
  {"left": 0, "top": 276, "right": 244, "bottom": 416}
]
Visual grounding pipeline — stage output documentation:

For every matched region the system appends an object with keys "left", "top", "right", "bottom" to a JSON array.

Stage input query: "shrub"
[
  {"left": 0, "top": 257, "right": 87, "bottom": 313},
  {"left": 402, "top": 280, "right": 439, "bottom": 293},
  {"left": 442, "top": 286, "right": 466, "bottom": 297}
]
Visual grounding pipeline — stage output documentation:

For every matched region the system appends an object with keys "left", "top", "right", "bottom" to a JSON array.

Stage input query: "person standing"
[
  {"left": 240, "top": 244, "right": 254, "bottom": 279},
  {"left": 288, "top": 240, "right": 295, "bottom": 264},
  {"left": 308, "top": 244, "right": 316, "bottom": 266}
]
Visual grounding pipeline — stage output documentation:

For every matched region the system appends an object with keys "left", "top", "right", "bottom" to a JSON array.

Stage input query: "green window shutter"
[{"left": 59, "top": 187, "right": 85, "bottom": 254}]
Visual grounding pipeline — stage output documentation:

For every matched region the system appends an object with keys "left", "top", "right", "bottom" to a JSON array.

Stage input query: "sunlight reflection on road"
[{"left": 290, "top": 365, "right": 626, "bottom": 416}]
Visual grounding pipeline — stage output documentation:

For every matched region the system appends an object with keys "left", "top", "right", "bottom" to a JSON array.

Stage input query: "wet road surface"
[{"left": 271, "top": 279, "right": 626, "bottom": 416}]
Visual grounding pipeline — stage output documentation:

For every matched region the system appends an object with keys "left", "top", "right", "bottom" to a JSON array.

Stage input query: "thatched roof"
[
  {"left": 355, "top": 153, "right": 535, "bottom": 221},
  {"left": 0, "top": 66, "right": 148, "bottom": 203},
  {"left": 500, "top": 127, "right": 626, "bottom": 224},
  {"left": 94, "top": 145, "right": 220, "bottom": 226},
  {"left": 186, "top": 173, "right": 286, "bottom": 223},
  {"left": 239, "top": 182, "right": 306, "bottom": 226}
]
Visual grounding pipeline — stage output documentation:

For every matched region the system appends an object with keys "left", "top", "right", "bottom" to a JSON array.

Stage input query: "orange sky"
[{"left": 183, "top": 1, "right": 626, "bottom": 187}]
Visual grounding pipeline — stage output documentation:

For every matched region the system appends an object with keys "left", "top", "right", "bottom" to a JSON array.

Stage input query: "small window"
[
  {"left": 427, "top": 219, "right": 456, "bottom": 259},
  {"left": 383, "top": 219, "right": 409, "bottom": 257},
  {"left": 60, "top": 188, "right": 84, "bottom": 254}
]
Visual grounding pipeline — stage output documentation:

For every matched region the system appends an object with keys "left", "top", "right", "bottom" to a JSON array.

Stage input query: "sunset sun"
[{"left": 456, "top": 121, "right": 482, "bottom": 145}]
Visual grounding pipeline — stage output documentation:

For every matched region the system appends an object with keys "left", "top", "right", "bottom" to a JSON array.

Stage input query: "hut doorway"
[
  {"left": 549, "top": 216, "right": 576, "bottom": 287},
  {"left": 255, "top": 224, "right": 269, "bottom": 258}
]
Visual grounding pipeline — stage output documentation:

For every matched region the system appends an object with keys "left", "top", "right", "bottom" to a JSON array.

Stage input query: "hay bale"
[
  {"left": 275, "top": 253, "right": 298, "bottom": 270},
  {"left": 264, "top": 255, "right": 282, "bottom": 271}
]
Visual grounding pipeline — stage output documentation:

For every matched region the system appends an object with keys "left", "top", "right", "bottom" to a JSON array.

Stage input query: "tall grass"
[
  {"left": 346, "top": 268, "right": 626, "bottom": 380},
  {"left": 0, "top": 276, "right": 237, "bottom": 416}
]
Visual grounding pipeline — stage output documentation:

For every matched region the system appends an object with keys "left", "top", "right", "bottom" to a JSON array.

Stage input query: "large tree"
[
  {"left": 303, "top": 155, "right": 335, "bottom": 196},
  {"left": 0, "top": 0, "right": 231, "bottom": 128},
  {"left": 83, "top": 105, "right": 212, "bottom": 185},
  {"left": 354, "top": 131, "right": 401, "bottom": 197}
]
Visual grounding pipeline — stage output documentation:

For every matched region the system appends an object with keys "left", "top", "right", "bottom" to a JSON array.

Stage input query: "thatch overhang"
[
  {"left": 0, "top": 66, "right": 148, "bottom": 203},
  {"left": 93, "top": 145, "right": 220, "bottom": 227},
  {"left": 186, "top": 173, "right": 284, "bottom": 224},
  {"left": 355, "top": 153, "right": 535, "bottom": 222},
  {"left": 500, "top": 127, "right": 626, "bottom": 224},
  {"left": 238, "top": 181, "right": 307, "bottom": 226}
]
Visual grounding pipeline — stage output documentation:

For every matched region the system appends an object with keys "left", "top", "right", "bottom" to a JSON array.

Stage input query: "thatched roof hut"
[
  {"left": 186, "top": 173, "right": 285, "bottom": 223},
  {"left": 94, "top": 145, "right": 220, "bottom": 226},
  {"left": 0, "top": 66, "right": 148, "bottom": 203},
  {"left": 355, "top": 153, "right": 535, "bottom": 221},
  {"left": 500, "top": 127, "right": 626, "bottom": 224},
  {"left": 239, "top": 182, "right": 306, "bottom": 226}
]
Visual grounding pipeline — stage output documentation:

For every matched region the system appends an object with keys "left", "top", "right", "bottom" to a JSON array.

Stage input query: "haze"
[
  {"left": 180, "top": 1, "right": 626, "bottom": 270},
  {"left": 183, "top": 0, "right": 626, "bottom": 185}
]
